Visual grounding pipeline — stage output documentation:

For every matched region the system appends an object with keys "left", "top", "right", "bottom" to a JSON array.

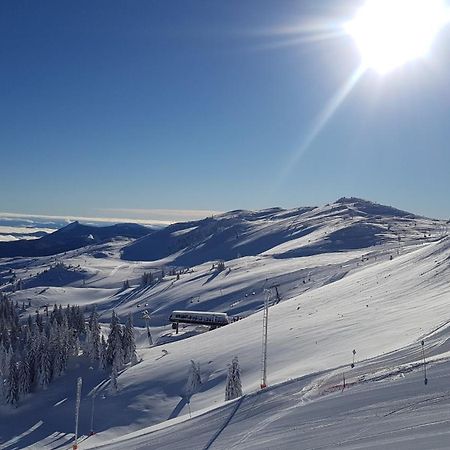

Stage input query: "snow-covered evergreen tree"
[
  {"left": 48, "top": 321, "right": 66, "bottom": 379},
  {"left": 99, "top": 335, "right": 108, "bottom": 371},
  {"left": 35, "top": 310, "right": 44, "bottom": 332},
  {"left": 110, "top": 361, "right": 119, "bottom": 393},
  {"left": 25, "top": 329, "right": 39, "bottom": 391},
  {"left": 18, "top": 359, "right": 31, "bottom": 396},
  {"left": 0, "top": 344, "right": 11, "bottom": 402},
  {"left": 6, "top": 357, "right": 19, "bottom": 406},
  {"left": 141, "top": 272, "right": 153, "bottom": 286},
  {"left": 86, "top": 308, "right": 102, "bottom": 362},
  {"left": 106, "top": 311, "right": 123, "bottom": 368},
  {"left": 0, "top": 344, "right": 11, "bottom": 380},
  {"left": 110, "top": 346, "right": 124, "bottom": 393},
  {"left": 225, "top": 356, "right": 243, "bottom": 401},
  {"left": 37, "top": 334, "right": 52, "bottom": 389},
  {"left": 122, "top": 314, "right": 138, "bottom": 365}
]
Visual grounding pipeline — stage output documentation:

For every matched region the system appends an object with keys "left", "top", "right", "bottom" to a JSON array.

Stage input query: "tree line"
[{"left": 0, "top": 294, "right": 137, "bottom": 406}]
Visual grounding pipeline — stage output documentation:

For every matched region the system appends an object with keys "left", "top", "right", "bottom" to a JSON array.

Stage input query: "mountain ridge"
[
  {"left": 121, "top": 198, "right": 435, "bottom": 265},
  {"left": 0, "top": 221, "right": 152, "bottom": 258}
]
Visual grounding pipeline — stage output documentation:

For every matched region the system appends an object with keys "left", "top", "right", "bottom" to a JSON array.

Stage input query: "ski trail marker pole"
[
  {"left": 421, "top": 340, "right": 428, "bottom": 385},
  {"left": 73, "top": 377, "right": 82, "bottom": 450},
  {"left": 143, "top": 309, "right": 153, "bottom": 346}
]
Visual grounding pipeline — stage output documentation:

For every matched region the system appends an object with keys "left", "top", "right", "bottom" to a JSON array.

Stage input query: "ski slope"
[
  {"left": 84, "top": 237, "right": 450, "bottom": 450},
  {"left": 87, "top": 352, "right": 450, "bottom": 450}
]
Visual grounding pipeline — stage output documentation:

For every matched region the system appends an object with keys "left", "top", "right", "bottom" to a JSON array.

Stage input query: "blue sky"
[{"left": 1, "top": 0, "right": 450, "bottom": 220}]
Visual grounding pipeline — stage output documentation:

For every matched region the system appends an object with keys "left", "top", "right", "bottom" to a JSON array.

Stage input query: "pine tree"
[
  {"left": 110, "top": 361, "right": 119, "bottom": 393},
  {"left": 48, "top": 321, "right": 65, "bottom": 379},
  {"left": 73, "top": 334, "right": 81, "bottom": 357},
  {"left": 225, "top": 356, "right": 243, "bottom": 401},
  {"left": 0, "top": 344, "right": 11, "bottom": 402},
  {"left": 99, "top": 335, "right": 108, "bottom": 370},
  {"left": 141, "top": 272, "right": 153, "bottom": 286},
  {"left": 86, "top": 308, "right": 102, "bottom": 362},
  {"left": 56, "top": 317, "right": 71, "bottom": 375},
  {"left": 35, "top": 311, "right": 44, "bottom": 333},
  {"left": 110, "top": 345, "right": 124, "bottom": 393},
  {"left": 6, "top": 358, "right": 19, "bottom": 406},
  {"left": 37, "top": 334, "right": 52, "bottom": 389},
  {"left": 74, "top": 306, "right": 86, "bottom": 335},
  {"left": 0, "top": 343, "right": 11, "bottom": 379},
  {"left": 106, "top": 311, "right": 123, "bottom": 368},
  {"left": 122, "top": 315, "right": 138, "bottom": 365},
  {"left": 25, "top": 329, "right": 39, "bottom": 390},
  {"left": 18, "top": 360, "right": 31, "bottom": 396}
]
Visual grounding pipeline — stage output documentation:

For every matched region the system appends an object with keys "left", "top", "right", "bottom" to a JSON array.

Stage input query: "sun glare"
[{"left": 346, "top": 0, "right": 450, "bottom": 74}]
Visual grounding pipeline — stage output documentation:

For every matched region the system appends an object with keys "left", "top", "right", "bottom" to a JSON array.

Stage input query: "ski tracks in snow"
[{"left": 202, "top": 395, "right": 245, "bottom": 450}]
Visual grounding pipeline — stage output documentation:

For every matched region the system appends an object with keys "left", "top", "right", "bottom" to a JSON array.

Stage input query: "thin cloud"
[
  {"left": 97, "top": 208, "right": 223, "bottom": 222},
  {"left": 0, "top": 208, "right": 223, "bottom": 227},
  {"left": 0, "top": 211, "right": 172, "bottom": 227}
]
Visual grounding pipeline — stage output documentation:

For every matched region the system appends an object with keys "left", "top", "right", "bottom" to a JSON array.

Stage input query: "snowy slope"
[
  {"left": 87, "top": 346, "right": 450, "bottom": 450},
  {"left": 83, "top": 237, "right": 450, "bottom": 450},
  {"left": 0, "top": 199, "right": 449, "bottom": 449},
  {"left": 121, "top": 198, "right": 441, "bottom": 265}
]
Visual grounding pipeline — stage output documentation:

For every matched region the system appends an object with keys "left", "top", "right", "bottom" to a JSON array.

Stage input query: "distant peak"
[
  {"left": 60, "top": 221, "right": 80, "bottom": 231},
  {"left": 335, "top": 197, "right": 371, "bottom": 205},
  {"left": 335, "top": 197, "right": 415, "bottom": 218}
]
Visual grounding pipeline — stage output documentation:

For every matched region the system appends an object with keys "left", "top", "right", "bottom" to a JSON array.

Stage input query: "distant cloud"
[
  {"left": 97, "top": 208, "right": 222, "bottom": 222},
  {"left": 0, "top": 211, "right": 171, "bottom": 228},
  {"left": 0, "top": 208, "right": 223, "bottom": 231}
]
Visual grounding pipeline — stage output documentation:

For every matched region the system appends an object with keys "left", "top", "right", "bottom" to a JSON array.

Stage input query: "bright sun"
[{"left": 346, "top": 0, "right": 450, "bottom": 73}]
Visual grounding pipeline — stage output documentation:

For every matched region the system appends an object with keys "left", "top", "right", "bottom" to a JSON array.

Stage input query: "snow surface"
[{"left": 1, "top": 199, "right": 449, "bottom": 449}]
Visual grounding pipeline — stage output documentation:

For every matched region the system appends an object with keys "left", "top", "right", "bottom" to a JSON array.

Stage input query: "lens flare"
[{"left": 346, "top": 0, "right": 450, "bottom": 73}]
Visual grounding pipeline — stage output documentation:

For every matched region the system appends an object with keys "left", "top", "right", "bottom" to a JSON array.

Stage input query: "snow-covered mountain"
[
  {"left": 0, "top": 221, "right": 152, "bottom": 258},
  {"left": 0, "top": 198, "right": 449, "bottom": 449},
  {"left": 121, "top": 197, "right": 438, "bottom": 265}
]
